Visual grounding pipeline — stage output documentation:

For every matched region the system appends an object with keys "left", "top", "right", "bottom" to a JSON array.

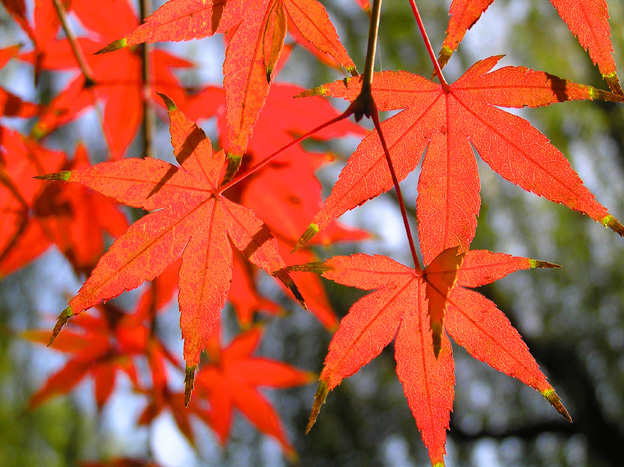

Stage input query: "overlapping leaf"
[
  {"left": 40, "top": 95, "right": 305, "bottom": 400},
  {"left": 438, "top": 0, "right": 622, "bottom": 94},
  {"left": 0, "top": 126, "right": 64, "bottom": 276},
  {"left": 296, "top": 56, "right": 624, "bottom": 264},
  {"left": 0, "top": 135, "right": 127, "bottom": 277},
  {"left": 185, "top": 82, "right": 368, "bottom": 329},
  {"left": 18, "top": 0, "right": 191, "bottom": 159},
  {"left": 193, "top": 325, "right": 313, "bottom": 458},
  {"left": 294, "top": 247, "right": 570, "bottom": 466},
  {"left": 98, "top": 0, "right": 356, "bottom": 162}
]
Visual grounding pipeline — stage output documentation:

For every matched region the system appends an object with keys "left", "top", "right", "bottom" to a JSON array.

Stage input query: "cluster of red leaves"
[
  {"left": 2, "top": 0, "right": 363, "bottom": 458},
  {"left": 2, "top": 0, "right": 624, "bottom": 465}
]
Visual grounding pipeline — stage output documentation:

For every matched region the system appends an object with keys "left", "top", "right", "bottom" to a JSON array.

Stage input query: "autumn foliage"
[{"left": 1, "top": 0, "right": 623, "bottom": 465}]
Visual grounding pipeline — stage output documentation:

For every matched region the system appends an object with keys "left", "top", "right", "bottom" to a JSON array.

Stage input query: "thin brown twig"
[
  {"left": 140, "top": 0, "right": 155, "bottom": 158},
  {"left": 51, "top": 0, "right": 95, "bottom": 87}
]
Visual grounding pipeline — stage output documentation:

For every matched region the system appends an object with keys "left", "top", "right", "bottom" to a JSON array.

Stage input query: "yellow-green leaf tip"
[
  {"left": 287, "top": 262, "right": 332, "bottom": 274},
  {"left": 184, "top": 365, "right": 197, "bottom": 407},
  {"left": 347, "top": 66, "right": 358, "bottom": 77},
  {"left": 542, "top": 388, "right": 572, "bottom": 422},
  {"left": 223, "top": 153, "right": 242, "bottom": 184},
  {"left": 158, "top": 93, "right": 176, "bottom": 111},
  {"left": 30, "top": 122, "right": 49, "bottom": 140},
  {"left": 296, "top": 86, "right": 328, "bottom": 98},
  {"left": 35, "top": 171, "right": 71, "bottom": 182},
  {"left": 293, "top": 224, "right": 320, "bottom": 252},
  {"left": 432, "top": 463, "right": 445, "bottom": 467},
  {"left": 529, "top": 259, "right": 561, "bottom": 269},
  {"left": 603, "top": 72, "right": 623, "bottom": 96},
  {"left": 48, "top": 307, "right": 73, "bottom": 346},
  {"left": 305, "top": 381, "right": 329, "bottom": 434},
  {"left": 601, "top": 214, "right": 624, "bottom": 236},
  {"left": 96, "top": 38, "right": 128, "bottom": 54}
]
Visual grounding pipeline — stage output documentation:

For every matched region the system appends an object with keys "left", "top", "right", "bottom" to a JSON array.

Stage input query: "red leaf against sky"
[
  {"left": 40, "top": 95, "right": 305, "bottom": 402},
  {"left": 296, "top": 56, "right": 624, "bottom": 264},
  {"left": 439, "top": 0, "right": 622, "bottom": 93},
  {"left": 25, "top": 308, "right": 139, "bottom": 410},
  {"left": 0, "top": 45, "right": 39, "bottom": 118},
  {"left": 25, "top": 260, "right": 181, "bottom": 410},
  {"left": 98, "top": 0, "right": 356, "bottom": 163},
  {"left": 18, "top": 0, "right": 191, "bottom": 159},
  {"left": 193, "top": 325, "right": 313, "bottom": 459},
  {"left": 293, "top": 247, "right": 570, "bottom": 466}
]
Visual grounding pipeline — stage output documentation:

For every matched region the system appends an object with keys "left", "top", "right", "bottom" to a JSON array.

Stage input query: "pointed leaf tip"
[
  {"left": 48, "top": 307, "right": 73, "bottom": 346},
  {"left": 158, "top": 93, "right": 176, "bottom": 111},
  {"left": 35, "top": 171, "right": 71, "bottom": 182},
  {"left": 274, "top": 269, "right": 306, "bottom": 310},
  {"left": 601, "top": 215, "right": 624, "bottom": 236},
  {"left": 305, "top": 381, "right": 329, "bottom": 434},
  {"left": 432, "top": 322, "right": 443, "bottom": 358},
  {"left": 95, "top": 38, "right": 128, "bottom": 54},
  {"left": 295, "top": 86, "right": 328, "bottom": 98},
  {"left": 542, "top": 388, "right": 572, "bottom": 422},
  {"left": 184, "top": 366, "right": 197, "bottom": 407},
  {"left": 287, "top": 262, "right": 332, "bottom": 274},
  {"left": 529, "top": 259, "right": 561, "bottom": 269},
  {"left": 293, "top": 224, "right": 320, "bottom": 252},
  {"left": 603, "top": 72, "right": 623, "bottom": 96}
]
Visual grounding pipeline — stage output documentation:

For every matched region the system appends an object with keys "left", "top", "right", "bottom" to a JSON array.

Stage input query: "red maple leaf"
[
  {"left": 0, "top": 135, "right": 127, "bottom": 277},
  {"left": 98, "top": 0, "right": 357, "bottom": 161},
  {"left": 293, "top": 246, "right": 571, "bottom": 466},
  {"left": 18, "top": 0, "right": 192, "bottom": 159},
  {"left": 184, "top": 82, "right": 368, "bottom": 329},
  {"left": 193, "top": 325, "right": 314, "bottom": 459},
  {"left": 25, "top": 259, "right": 181, "bottom": 410},
  {"left": 438, "top": 0, "right": 622, "bottom": 94},
  {"left": 296, "top": 56, "right": 624, "bottom": 264},
  {"left": 39, "top": 94, "right": 305, "bottom": 402},
  {"left": 0, "top": 126, "right": 64, "bottom": 276}
]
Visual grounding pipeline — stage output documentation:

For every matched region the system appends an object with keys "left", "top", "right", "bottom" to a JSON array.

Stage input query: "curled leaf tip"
[
  {"left": 601, "top": 215, "right": 624, "bottom": 236},
  {"left": 48, "top": 307, "right": 73, "bottom": 346},
  {"left": 158, "top": 93, "right": 176, "bottom": 111},
  {"left": 35, "top": 171, "right": 71, "bottom": 182},
  {"left": 95, "top": 38, "right": 128, "bottom": 55},
  {"left": 542, "top": 388, "right": 572, "bottom": 422},
  {"left": 293, "top": 224, "right": 320, "bottom": 252},
  {"left": 287, "top": 262, "right": 332, "bottom": 274},
  {"left": 184, "top": 366, "right": 197, "bottom": 407},
  {"left": 529, "top": 259, "right": 561, "bottom": 269},
  {"left": 305, "top": 381, "right": 329, "bottom": 434}
]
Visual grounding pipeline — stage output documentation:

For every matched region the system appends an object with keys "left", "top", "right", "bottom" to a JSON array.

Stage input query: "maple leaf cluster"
[{"left": 1, "top": 0, "right": 623, "bottom": 465}]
